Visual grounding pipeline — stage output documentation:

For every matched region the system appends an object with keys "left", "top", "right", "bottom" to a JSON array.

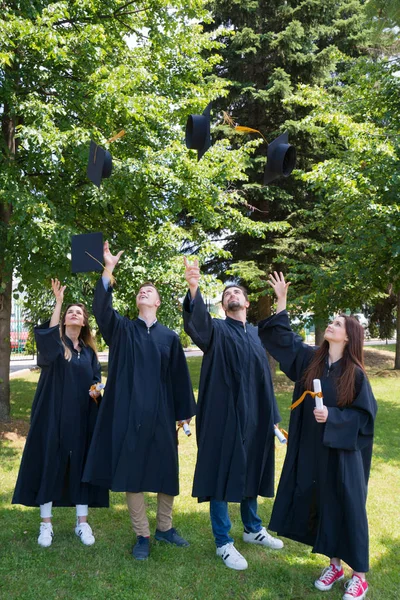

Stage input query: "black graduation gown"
[
  {"left": 82, "top": 279, "right": 196, "bottom": 496},
  {"left": 12, "top": 322, "right": 108, "bottom": 508},
  {"left": 258, "top": 311, "right": 377, "bottom": 572},
  {"left": 183, "top": 289, "right": 281, "bottom": 503}
]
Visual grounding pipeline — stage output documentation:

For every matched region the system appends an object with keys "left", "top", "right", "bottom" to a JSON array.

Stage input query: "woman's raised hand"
[
  {"left": 51, "top": 278, "right": 66, "bottom": 304},
  {"left": 103, "top": 240, "right": 124, "bottom": 272},
  {"left": 268, "top": 271, "right": 291, "bottom": 299}
]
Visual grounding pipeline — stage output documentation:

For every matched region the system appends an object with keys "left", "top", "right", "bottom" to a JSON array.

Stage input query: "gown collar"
[{"left": 225, "top": 315, "right": 247, "bottom": 329}]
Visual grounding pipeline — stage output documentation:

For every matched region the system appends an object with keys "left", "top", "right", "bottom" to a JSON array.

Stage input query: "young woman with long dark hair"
[
  {"left": 258, "top": 272, "right": 377, "bottom": 600},
  {"left": 13, "top": 279, "right": 108, "bottom": 547}
]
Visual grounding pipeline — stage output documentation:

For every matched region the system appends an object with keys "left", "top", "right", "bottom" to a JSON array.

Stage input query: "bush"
[{"left": 179, "top": 329, "right": 192, "bottom": 348}]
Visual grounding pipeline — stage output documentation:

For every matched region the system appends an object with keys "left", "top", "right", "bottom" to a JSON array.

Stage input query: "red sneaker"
[
  {"left": 315, "top": 564, "right": 345, "bottom": 591},
  {"left": 343, "top": 575, "right": 368, "bottom": 600}
]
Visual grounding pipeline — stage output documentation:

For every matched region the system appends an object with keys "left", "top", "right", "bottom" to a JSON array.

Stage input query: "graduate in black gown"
[
  {"left": 13, "top": 279, "right": 108, "bottom": 548},
  {"left": 182, "top": 257, "right": 283, "bottom": 572},
  {"left": 83, "top": 242, "right": 196, "bottom": 561},
  {"left": 258, "top": 272, "right": 377, "bottom": 600}
]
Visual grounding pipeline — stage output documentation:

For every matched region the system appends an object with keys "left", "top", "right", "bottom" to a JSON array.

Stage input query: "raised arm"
[
  {"left": 182, "top": 257, "right": 214, "bottom": 353},
  {"left": 258, "top": 272, "right": 314, "bottom": 381},
  {"left": 267, "top": 271, "right": 291, "bottom": 314},
  {"left": 49, "top": 278, "right": 66, "bottom": 327},
  {"left": 93, "top": 241, "right": 124, "bottom": 345}
]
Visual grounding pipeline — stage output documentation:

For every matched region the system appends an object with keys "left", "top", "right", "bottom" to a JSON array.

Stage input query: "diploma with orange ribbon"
[
  {"left": 313, "top": 379, "right": 324, "bottom": 409},
  {"left": 177, "top": 421, "right": 191, "bottom": 437},
  {"left": 274, "top": 425, "right": 288, "bottom": 444},
  {"left": 89, "top": 382, "right": 105, "bottom": 405},
  {"left": 291, "top": 380, "right": 324, "bottom": 411}
]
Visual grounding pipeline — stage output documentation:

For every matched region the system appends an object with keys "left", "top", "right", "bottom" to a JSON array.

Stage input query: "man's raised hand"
[
  {"left": 103, "top": 240, "right": 124, "bottom": 272},
  {"left": 184, "top": 257, "right": 200, "bottom": 292}
]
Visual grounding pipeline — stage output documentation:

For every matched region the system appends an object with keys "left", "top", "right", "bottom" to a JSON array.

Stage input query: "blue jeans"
[{"left": 210, "top": 497, "right": 263, "bottom": 547}]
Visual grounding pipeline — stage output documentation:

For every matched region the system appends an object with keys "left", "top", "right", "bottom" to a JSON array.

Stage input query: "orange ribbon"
[{"left": 291, "top": 390, "right": 323, "bottom": 411}]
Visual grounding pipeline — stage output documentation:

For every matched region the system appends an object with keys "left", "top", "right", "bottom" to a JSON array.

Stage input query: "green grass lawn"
[
  {"left": 367, "top": 344, "right": 396, "bottom": 353},
  {"left": 1, "top": 357, "right": 400, "bottom": 600}
]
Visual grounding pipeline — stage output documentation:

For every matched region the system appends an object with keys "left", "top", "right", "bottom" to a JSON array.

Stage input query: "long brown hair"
[
  {"left": 60, "top": 303, "right": 98, "bottom": 361},
  {"left": 303, "top": 315, "right": 366, "bottom": 407}
]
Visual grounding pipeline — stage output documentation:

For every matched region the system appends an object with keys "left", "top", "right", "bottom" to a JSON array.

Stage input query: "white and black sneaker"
[
  {"left": 74, "top": 521, "right": 95, "bottom": 546},
  {"left": 243, "top": 526, "right": 284, "bottom": 549},
  {"left": 216, "top": 542, "right": 248, "bottom": 570},
  {"left": 38, "top": 522, "right": 53, "bottom": 547}
]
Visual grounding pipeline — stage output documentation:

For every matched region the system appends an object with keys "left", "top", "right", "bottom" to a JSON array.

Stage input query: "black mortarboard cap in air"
[
  {"left": 87, "top": 141, "right": 113, "bottom": 187},
  {"left": 264, "top": 131, "right": 296, "bottom": 184},
  {"left": 185, "top": 103, "right": 211, "bottom": 161},
  {"left": 71, "top": 232, "right": 103, "bottom": 273}
]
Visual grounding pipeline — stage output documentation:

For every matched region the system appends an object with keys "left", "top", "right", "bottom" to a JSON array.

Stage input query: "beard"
[{"left": 227, "top": 300, "right": 242, "bottom": 311}]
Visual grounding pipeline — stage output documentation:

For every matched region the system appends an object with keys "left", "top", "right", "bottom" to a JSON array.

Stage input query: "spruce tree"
[{"left": 205, "top": 0, "right": 370, "bottom": 324}]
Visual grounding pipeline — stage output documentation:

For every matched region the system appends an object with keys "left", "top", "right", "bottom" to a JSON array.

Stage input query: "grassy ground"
[
  {"left": 1, "top": 354, "right": 400, "bottom": 600},
  {"left": 366, "top": 344, "right": 395, "bottom": 353}
]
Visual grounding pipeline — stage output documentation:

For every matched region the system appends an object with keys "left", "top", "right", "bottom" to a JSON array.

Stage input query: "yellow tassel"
[
  {"left": 106, "top": 130, "right": 126, "bottom": 144},
  {"left": 85, "top": 251, "right": 116, "bottom": 286}
]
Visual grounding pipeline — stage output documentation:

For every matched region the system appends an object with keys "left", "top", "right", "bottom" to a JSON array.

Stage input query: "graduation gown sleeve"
[
  {"left": 183, "top": 289, "right": 214, "bottom": 352},
  {"left": 35, "top": 321, "right": 64, "bottom": 367},
  {"left": 323, "top": 374, "right": 377, "bottom": 452},
  {"left": 92, "top": 278, "right": 123, "bottom": 346},
  {"left": 169, "top": 334, "right": 196, "bottom": 421},
  {"left": 258, "top": 310, "right": 315, "bottom": 382}
]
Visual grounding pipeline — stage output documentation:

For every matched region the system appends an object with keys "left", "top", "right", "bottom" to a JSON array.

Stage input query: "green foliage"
[
  {"left": 178, "top": 328, "right": 192, "bottom": 349},
  {"left": 203, "top": 0, "right": 371, "bottom": 318},
  {"left": 0, "top": 0, "right": 275, "bottom": 362}
]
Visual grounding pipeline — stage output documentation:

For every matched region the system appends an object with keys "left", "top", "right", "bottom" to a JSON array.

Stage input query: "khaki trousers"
[{"left": 126, "top": 492, "right": 174, "bottom": 538}]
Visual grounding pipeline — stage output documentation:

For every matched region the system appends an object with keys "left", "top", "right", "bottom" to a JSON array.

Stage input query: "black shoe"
[
  {"left": 154, "top": 528, "right": 189, "bottom": 547},
  {"left": 132, "top": 536, "right": 150, "bottom": 560}
]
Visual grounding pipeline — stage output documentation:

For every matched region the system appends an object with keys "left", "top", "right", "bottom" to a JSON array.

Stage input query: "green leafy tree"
[
  {"left": 285, "top": 56, "right": 400, "bottom": 364},
  {"left": 0, "top": 0, "right": 268, "bottom": 420}
]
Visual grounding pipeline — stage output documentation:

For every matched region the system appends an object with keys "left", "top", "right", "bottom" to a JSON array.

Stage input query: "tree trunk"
[
  {"left": 395, "top": 291, "right": 400, "bottom": 370},
  {"left": 315, "top": 325, "right": 325, "bottom": 347},
  {"left": 0, "top": 278, "right": 12, "bottom": 421},
  {"left": 0, "top": 106, "right": 16, "bottom": 420},
  {"left": 258, "top": 292, "right": 277, "bottom": 378}
]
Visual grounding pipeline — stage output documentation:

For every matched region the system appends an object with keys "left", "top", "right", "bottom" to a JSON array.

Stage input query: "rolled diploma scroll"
[
  {"left": 274, "top": 425, "right": 287, "bottom": 444},
  {"left": 313, "top": 379, "right": 324, "bottom": 410},
  {"left": 182, "top": 422, "right": 191, "bottom": 436}
]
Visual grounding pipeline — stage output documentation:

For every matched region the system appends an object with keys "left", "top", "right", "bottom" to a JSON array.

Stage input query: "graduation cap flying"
[
  {"left": 86, "top": 130, "right": 125, "bottom": 187},
  {"left": 87, "top": 142, "right": 112, "bottom": 188},
  {"left": 263, "top": 131, "right": 296, "bottom": 185},
  {"left": 185, "top": 103, "right": 212, "bottom": 161},
  {"left": 71, "top": 232, "right": 104, "bottom": 273},
  {"left": 222, "top": 113, "right": 296, "bottom": 184}
]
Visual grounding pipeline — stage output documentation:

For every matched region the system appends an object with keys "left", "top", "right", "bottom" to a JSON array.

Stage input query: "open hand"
[
  {"left": 51, "top": 278, "right": 66, "bottom": 304},
  {"left": 104, "top": 240, "right": 124, "bottom": 271},
  {"left": 268, "top": 271, "right": 291, "bottom": 299}
]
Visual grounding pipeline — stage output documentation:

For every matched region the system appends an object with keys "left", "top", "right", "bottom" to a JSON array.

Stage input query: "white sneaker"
[
  {"left": 75, "top": 522, "right": 95, "bottom": 546},
  {"left": 216, "top": 543, "right": 248, "bottom": 570},
  {"left": 243, "top": 526, "right": 284, "bottom": 549},
  {"left": 38, "top": 522, "right": 53, "bottom": 547}
]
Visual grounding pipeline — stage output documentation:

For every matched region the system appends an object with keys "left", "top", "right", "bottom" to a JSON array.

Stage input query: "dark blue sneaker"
[
  {"left": 132, "top": 536, "right": 150, "bottom": 560},
  {"left": 155, "top": 528, "right": 189, "bottom": 547}
]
